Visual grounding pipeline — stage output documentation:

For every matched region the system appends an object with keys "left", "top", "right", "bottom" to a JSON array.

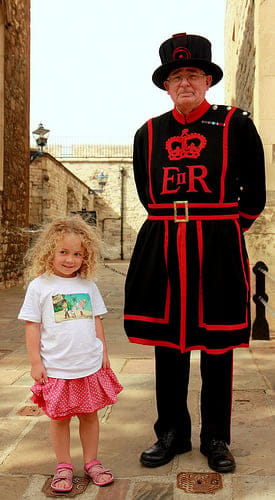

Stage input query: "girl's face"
[{"left": 53, "top": 233, "right": 85, "bottom": 278}]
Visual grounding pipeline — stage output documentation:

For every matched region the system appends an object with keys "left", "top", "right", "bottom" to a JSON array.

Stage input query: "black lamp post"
[
  {"left": 32, "top": 123, "right": 50, "bottom": 152},
  {"left": 89, "top": 171, "right": 108, "bottom": 194}
]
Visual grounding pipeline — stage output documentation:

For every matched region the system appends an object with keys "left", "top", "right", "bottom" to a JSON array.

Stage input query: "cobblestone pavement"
[{"left": 0, "top": 261, "right": 274, "bottom": 499}]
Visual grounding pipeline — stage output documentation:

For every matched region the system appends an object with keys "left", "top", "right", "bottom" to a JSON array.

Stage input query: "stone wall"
[
  {"left": 225, "top": 0, "right": 275, "bottom": 332},
  {"left": 224, "top": 0, "right": 255, "bottom": 111},
  {"left": 62, "top": 152, "right": 147, "bottom": 260},
  {"left": 30, "top": 153, "right": 94, "bottom": 226},
  {"left": 0, "top": 0, "right": 30, "bottom": 287}
]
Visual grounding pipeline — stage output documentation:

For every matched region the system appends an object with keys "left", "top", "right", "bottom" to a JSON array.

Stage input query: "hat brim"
[{"left": 152, "top": 59, "right": 223, "bottom": 89}]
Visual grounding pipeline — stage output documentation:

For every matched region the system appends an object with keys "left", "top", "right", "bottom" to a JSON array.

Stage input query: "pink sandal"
[
  {"left": 84, "top": 459, "right": 114, "bottom": 486},
  {"left": 51, "top": 463, "right": 74, "bottom": 492}
]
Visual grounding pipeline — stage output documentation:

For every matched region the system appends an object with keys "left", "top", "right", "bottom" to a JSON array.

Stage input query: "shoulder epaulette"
[{"left": 211, "top": 104, "right": 251, "bottom": 118}]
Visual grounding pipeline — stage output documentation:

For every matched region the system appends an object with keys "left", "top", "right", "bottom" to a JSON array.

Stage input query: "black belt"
[{"left": 147, "top": 202, "right": 239, "bottom": 222}]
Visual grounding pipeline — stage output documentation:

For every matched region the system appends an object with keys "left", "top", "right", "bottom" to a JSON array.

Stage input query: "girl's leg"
[
  {"left": 50, "top": 418, "right": 72, "bottom": 464},
  {"left": 78, "top": 412, "right": 112, "bottom": 485},
  {"left": 50, "top": 418, "right": 72, "bottom": 491},
  {"left": 78, "top": 412, "right": 99, "bottom": 464}
]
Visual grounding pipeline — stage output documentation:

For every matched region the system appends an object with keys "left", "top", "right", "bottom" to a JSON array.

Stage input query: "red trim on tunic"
[
  {"left": 147, "top": 202, "right": 240, "bottom": 221},
  {"left": 197, "top": 219, "right": 249, "bottom": 331},
  {"left": 172, "top": 100, "right": 211, "bottom": 124},
  {"left": 197, "top": 221, "right": 204, "bottom": 327},
  {"left": 148, "top": 214, "right": 239, "bottom": 221},
  {"left": 239, "top": 211, "right": 259, "bottom": 220},
  {"left": 148, "top": 202, "right": 239, "bottom": 209},
  {"left": 147, "top": 119, "right": 156, "bottom": 204},
  {"left": 177, "top": 223, "right": 187, "bottom": 352},
  {"left": 229, "top": 353, "right": 234, "bottom": 442},
  {"left": 235, "top": 220, "right": 249, "bottom": 312},
  {"left": 127, "top": 336, "right": 249, "bottom": 354},
  {"left": 219, "top": 107, "right": 236, "bottom": 203},
  {"left": 124, "top": 221, "right": 171, "bottom": 324},
  {"left": 164, "top": 220, "right": 171, "bottom": 321}
]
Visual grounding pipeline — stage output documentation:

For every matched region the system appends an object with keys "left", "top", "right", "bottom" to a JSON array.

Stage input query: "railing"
[
  {"left": 252, "top": 261, "right": 275, "bottom": 340},
  {"left": 30, "top": 139, "right": 133, "bottom": 159}
]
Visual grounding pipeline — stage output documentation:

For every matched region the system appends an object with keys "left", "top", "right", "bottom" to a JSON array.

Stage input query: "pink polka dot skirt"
[{"left": 30, "top": 367, "right": 123, "bottom": 420}]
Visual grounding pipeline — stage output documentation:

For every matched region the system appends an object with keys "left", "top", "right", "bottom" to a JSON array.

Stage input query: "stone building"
[
  {"left": 225, "top": 0, "right": 275, "bottom": 331},
  {"left": 0, "top": 0, "right": 30, "bottom": 287},
  {"left": 49, "top": 144, "right": 147, "bottom": 260},
  {"left": 29, "top": 152, "right": 95, "bottom": 226}
]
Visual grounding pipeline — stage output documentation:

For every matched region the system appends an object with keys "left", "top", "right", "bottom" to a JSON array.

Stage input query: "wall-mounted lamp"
[
  {"left": 89, "top": 171, "right": 108, "bottom": 194},
  {"left": 32, "top": 123, "right": 50, "bottom": 152}
]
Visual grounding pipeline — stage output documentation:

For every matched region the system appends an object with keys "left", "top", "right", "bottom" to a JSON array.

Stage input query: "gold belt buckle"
[{"left": 174, "top": 201, "right": 189, "bottom": 222}]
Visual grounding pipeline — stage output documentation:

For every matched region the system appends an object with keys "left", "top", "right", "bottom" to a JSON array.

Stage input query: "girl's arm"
[
  {"left": 25, "top": 321, "right": 48, "bottom": 384},
  {"left": 95, "top": 315, "right": 110, "bottom": 370}
]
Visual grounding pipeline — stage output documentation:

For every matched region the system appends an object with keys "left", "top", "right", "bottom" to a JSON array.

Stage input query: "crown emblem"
[{"left": 166, "top": 129, "right": 207, "bottom": 160}]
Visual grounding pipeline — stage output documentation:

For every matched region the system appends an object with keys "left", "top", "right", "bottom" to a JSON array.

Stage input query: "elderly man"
[{"left": 124, "top": 33, "right": 265, "bottom": 472}]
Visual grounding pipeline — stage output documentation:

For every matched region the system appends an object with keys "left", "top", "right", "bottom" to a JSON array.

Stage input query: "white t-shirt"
[{"left": 18, "top": 274, "right": 107, "bottom": 379}]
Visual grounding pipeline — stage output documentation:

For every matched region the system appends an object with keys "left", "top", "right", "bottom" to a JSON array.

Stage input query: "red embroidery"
[
  {"left": 161, "top": 165, "right": 212, "bottom": 194},
  {"left": 186, "top": 165, "right": 212, "bottom": 193},
  {"left": 166, "top": 129, "right": 207, "bottom": 160},
  {"left": 172, "top": 46, "right": 191, "bottom": 60}
]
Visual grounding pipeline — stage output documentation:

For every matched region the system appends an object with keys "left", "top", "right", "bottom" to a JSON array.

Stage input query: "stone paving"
[{"left": 0, "top": 261, "right": 274, "bottom": 499}]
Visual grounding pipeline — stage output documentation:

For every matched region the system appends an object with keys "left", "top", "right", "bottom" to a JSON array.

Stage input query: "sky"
[{"left": 30, "top": 0, "right": 226, "bottom": 145}]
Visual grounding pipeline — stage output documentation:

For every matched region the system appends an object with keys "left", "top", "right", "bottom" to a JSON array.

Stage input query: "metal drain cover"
[
  {"left": 177, "top": 472, "right": 223, "bottom": 494},
  {"left": 0, "top": 350, "right": 12, "bottom": 360},
  {"left": 17, "top": 405, "right": 44, "bottom": 416},
  {"left": 42, "top": 476, "right": 89, "bottom": 497}
]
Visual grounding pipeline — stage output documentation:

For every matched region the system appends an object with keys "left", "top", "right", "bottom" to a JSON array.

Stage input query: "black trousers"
[{"left": 154, "top": 346, "right": 233, "bottom": 446}]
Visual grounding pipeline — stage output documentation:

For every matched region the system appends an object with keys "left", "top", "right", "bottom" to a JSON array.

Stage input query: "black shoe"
[
  {"left": 200, "top": 438, "right": 236, "bottom": 473},
  {"left": 140, "top": 434, "right": 192, "bottom": 468}
]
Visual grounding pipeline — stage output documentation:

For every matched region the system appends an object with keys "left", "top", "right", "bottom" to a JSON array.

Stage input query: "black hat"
[{"left": 152, "top": 33, "right": 223, "bottom": 90}]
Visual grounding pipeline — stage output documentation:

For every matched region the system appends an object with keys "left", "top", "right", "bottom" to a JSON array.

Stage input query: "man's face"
[{"left": 164, "top": 67, "right": 212, "bottom": 113}]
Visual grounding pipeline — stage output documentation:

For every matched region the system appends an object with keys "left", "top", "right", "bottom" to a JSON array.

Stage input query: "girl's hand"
[
  {"left": 95, "top": 316, "right": 110, "bottom": 371},
  {"left": 102, "top": 351, "right": 110, "bottom": 371},
  {"left": 25, "top": 322, "right": 47, "bottom": 384},
  {"left": 31, "top": 361, "right": 48, "bottom": 384}
]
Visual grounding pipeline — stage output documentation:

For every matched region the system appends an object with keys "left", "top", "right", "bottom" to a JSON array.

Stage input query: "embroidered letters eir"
[{"left": 162, "top": 129, "right": 211, "bottom": 194}]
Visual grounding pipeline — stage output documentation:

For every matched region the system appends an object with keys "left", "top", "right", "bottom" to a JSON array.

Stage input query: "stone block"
[
  {"left": 0, "top": 475, "right": 30, "bottom": 500},
  {"left": 231, "top": 426, "right": 275, "bottom": 475},
  {"left": 131, "top": 481, "right": 174, "bottom": 499},
  {"left": 0, "top": 386, "right": 30, "bottom": 416},
  {"left": 232, "top": 390, "right": 273, "bottom": 427},
  {"left": 232, "top": 475, "right": 275, "bottom": 498},
  {"left": 95, "top": 479, "right": 130, "bottom": 499},
  {"left": 0, "top": 418, "right": 30, "bottom": 464}
]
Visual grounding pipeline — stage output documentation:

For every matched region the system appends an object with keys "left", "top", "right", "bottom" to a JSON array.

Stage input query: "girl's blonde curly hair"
[{"left": 23, "top": 216, "right": 101, "bottom": 284}]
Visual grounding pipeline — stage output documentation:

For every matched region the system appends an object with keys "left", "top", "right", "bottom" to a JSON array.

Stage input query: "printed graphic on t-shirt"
[{"left": 52, "top": 293, "right": 93, "bottom": 323}]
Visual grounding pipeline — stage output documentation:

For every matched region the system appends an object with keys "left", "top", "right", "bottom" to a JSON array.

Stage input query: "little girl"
[{"left": 18, "top": 216, "right": 123, "bottom": 493}]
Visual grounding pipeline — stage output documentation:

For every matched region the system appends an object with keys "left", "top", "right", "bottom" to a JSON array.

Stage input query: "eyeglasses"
[{"left": 167, "top": 72, "right": 207, "bottom": 85}]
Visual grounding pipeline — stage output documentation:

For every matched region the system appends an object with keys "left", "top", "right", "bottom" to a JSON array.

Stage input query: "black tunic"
[{"left": 124, "top": 100, "right": 266, "bottom": 353}]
